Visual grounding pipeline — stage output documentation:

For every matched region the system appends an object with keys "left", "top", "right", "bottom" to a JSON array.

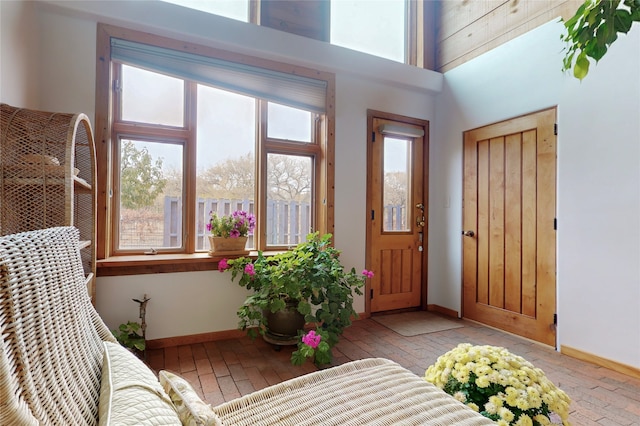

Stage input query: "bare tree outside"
[
  {"left": 384, "top": 171, "right": 408, "bottom": 206},
  {"left": 267, "top": 154, "right": 312, "bottom": 202},
  {"left": 199, "top": 153, "right": 255, "bottom": 200}
]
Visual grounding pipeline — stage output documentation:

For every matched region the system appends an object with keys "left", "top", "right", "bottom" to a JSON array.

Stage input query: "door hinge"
[
  {"left": 370, "top": 289, "right": 374, "bottom": 300},
  {"left": 554, "top": 123, "right": 558, "bottom": 135},
  {"left": 371, "top": 132, "right": 376, "bottom": 142},
  {"left": 553, "top": 313, "right": 557, "bottom": 325},
  {"left": 371, "top": 210, "right": 375, "bottom": 220},
  {"left": 554, "top": 218, "right": 557, "bottom": 230}
]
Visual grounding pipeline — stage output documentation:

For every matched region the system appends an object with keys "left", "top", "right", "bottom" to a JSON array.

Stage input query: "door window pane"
[
  {"left": 118, "top": 138, "right": 183, "bottom": 249},
  {"left": 121, "top": 65, "right": 184, "bottom": 127},
  {"left": 196, "top": 85, "right": 256, "bottom": 251},
  {"left": 267, "top": 102, "right": 312, "bottom": 142},
  {"left": 383, "top": 137, "right": 410, "bottom": 232},
  {"left": 266, "top": 154, "right": 312, "bottom": 246},
  {"left": 331, "top": 0, "right": 406, "bottom": 63}
]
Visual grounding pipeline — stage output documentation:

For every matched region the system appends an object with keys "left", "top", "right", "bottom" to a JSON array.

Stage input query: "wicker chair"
[
  {"left": 0, "top": 227, "right": 115, "bottom": 425},
  {"left": 1, "top": 227, "right": 495, "bottom": 426}
]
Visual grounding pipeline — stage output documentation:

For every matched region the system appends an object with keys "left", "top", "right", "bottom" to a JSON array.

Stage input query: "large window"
[{"left": 96, "top": 25, "right": 334, "bottom": 266}]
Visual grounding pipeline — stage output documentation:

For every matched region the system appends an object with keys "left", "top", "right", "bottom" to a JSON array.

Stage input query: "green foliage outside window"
[{"left": 120, "top": 140, "right": 167, "bottom": 210}]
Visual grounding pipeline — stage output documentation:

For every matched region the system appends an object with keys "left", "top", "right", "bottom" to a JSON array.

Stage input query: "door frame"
[{"left": 365, "top": 109, "right": 430, "bottom": 315}]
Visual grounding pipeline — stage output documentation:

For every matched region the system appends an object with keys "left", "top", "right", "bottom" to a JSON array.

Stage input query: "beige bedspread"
[{"left": 213, "top": 358, "right": 495, "bottom": 426}]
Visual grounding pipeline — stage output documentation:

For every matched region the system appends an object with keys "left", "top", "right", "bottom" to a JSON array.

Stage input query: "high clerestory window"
[
  {"left": 95, "top": 25, "right": 334, "bottom": 263},
  {"left": 160, "top": 0, "right": 416, "bottom": 65}
]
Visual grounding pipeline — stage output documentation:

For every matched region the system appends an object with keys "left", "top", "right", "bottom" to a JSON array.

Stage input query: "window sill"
[{"left": 96, "top": 251, "right": 282, "bottom": 277}]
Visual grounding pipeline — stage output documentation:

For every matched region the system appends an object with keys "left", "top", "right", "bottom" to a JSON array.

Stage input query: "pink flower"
[
  {"left": 218, "top": 258, "right": 229, "bottom": 272},
  {"left": 302, "top": 330, "right": 321, "bottom": 349},
  {"left": 362, "top": 269, "right": 374, "bottom": 278},
  {"left": 244, "top": 263, "right": 255, "bottom": 276}
]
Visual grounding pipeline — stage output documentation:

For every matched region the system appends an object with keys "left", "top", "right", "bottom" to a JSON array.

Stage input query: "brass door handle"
[{"left": 462, "top": 230, "right": 475, "bottom": 237}]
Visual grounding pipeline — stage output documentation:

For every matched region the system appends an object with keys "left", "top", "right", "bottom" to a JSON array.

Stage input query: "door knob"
[{"left": 462, "top": 230, "right": 475, "bottom": 237}]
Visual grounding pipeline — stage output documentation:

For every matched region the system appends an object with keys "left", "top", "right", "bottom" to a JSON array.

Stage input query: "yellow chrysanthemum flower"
[
  {"left": 534, "top": 414, "right": 551, "bottom": 425},
  {"left": 453, "top": 391, "right": 467, "bottom": 403},
  {"left": 499, "top": 407, "right": 515, "bottom": 422},
  {"left": 489, "top": 395, "right": 504, "bottom": 408},
  {"left": 515, "top": 413, "right": 533, "bottom": 426},
  {"left": 476, "top": 375, "right": 491, "bottom": 388},
  {"left": 423, "top": 344, "right": 571, "bottom": 426},
  {"left": 484, "top": 401, "right": 499, "bottom": 414}
]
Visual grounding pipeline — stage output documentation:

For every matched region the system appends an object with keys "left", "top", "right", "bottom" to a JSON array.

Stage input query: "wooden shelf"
[{"left": 74, "top": 176, "right": 91, "bottom": 191}]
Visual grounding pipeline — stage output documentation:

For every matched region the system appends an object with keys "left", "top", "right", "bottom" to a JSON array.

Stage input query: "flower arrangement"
[
  {"left": 207, "top": 210, "right": 255, "bottom": 238},
  {"left": 424, "top": 343, "right": 571, "bottom": 426},
  {"left": 219, "top": 232, "right": 372, "bottom": 366}
]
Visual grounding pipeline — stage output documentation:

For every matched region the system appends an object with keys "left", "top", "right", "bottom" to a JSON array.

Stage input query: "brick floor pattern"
[{"left": 147, "top": 317, "right": 640, "bottom": 425}]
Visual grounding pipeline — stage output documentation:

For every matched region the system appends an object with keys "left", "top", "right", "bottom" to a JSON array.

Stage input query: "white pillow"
[
  {"left": 99, "top": 341, "right": 181, "bottom": 425},
  {"left": 159, "top": 370, "right": 223, "bottom": 426}
]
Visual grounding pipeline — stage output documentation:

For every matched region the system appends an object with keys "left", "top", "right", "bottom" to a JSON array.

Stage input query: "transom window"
[
  {"left": 160, "top": 0, "right": 413, "bottom": 65},
  {"left": 96, "top": 25, "right": 334, "bottom": 259}
]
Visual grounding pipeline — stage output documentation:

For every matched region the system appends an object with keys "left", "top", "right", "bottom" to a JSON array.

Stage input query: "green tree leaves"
[
  {"left": 120, "top": 140, "right": 167, "bottom": 209},
  {"left": 561, "top": 0, "right": 639, "bottom": 80}
]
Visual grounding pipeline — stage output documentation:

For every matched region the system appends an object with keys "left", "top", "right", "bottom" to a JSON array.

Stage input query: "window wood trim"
[{"left": 94, "top": 23, "right": 335, "bottom": 273}]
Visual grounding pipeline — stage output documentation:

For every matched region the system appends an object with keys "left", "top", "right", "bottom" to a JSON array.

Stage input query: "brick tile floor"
[{"left": 147, "top": 316, "right": 640, "bottom": 425}]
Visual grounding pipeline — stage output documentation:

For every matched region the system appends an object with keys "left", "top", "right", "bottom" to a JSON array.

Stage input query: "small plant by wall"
[{"left": 112, "top": 294, "right": 150, "bottom": 358}]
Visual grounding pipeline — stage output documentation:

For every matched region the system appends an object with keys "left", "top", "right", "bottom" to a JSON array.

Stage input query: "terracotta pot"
[{"left": 208, "top": 235, "right": 249, "bottom": 255}]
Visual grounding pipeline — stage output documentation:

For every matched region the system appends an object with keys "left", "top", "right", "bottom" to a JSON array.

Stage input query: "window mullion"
[
  {"left": 184, "top": 81, "right": 198, "bottom": 253},
  {"left": 256, "top": 100, "right": 268, "bottom": 251}
]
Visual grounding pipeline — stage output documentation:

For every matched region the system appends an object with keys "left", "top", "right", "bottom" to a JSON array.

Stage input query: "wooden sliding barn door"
[{"left": 462, "top": 108, "right": 557, "bottom": 346}]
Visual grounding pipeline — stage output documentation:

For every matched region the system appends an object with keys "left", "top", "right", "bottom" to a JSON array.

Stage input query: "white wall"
[
  {"left": 0, "top": 1, "right": 40, "bottom": 108},
  {"left": 432, "top": 20, "right": 640, "bottom": 368},
  {"left": 1, "top": 1, "right": 440, "bottom": 340}
]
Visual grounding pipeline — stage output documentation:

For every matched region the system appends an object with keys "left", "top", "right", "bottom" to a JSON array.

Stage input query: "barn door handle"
[{"left": 462, "top": 230, "right": 475, "bottom": 237}]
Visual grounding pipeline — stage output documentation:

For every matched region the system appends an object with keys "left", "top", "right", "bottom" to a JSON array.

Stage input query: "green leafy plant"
[
  {"left": 220, "top": 232, "right": 372, "bottom": 365},
  {"left": 112, "top": 321, "right": 146, "bottom": 352},
  {"left": 562, "top": 0, "right": 640, "bottom": 80},
  {"left": 425, "top": 344, "right": 571, "bottom": 426}
]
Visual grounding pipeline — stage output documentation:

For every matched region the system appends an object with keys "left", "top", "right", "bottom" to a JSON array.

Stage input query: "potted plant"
[
  {"left": 424, "top": 343, "right": 571, "bottom": 426},
  {"left": 219, "top": 232, "right": 373, "bottom": 365},
  {"left": 112, "top": 321, "right": 146, "bottom": 358},
  {"left": 207, "top": 210, "right": 255, "bottom": 255}
]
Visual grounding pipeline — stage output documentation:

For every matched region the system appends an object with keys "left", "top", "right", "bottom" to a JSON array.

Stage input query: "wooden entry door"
[
  {"left": 367, "top": 113, "right": 428, "bottom": 313},
  {"left": 462, "top": 108, "right": 557, "bottom": 346}
]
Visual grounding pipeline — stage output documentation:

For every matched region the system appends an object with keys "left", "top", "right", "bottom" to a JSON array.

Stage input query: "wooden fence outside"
[
  {"left": 119, "top": 197, "right": 408, "bottom": 250},
  {"left": 165, "top": 197, "right": 312, "bottom": 249}
]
